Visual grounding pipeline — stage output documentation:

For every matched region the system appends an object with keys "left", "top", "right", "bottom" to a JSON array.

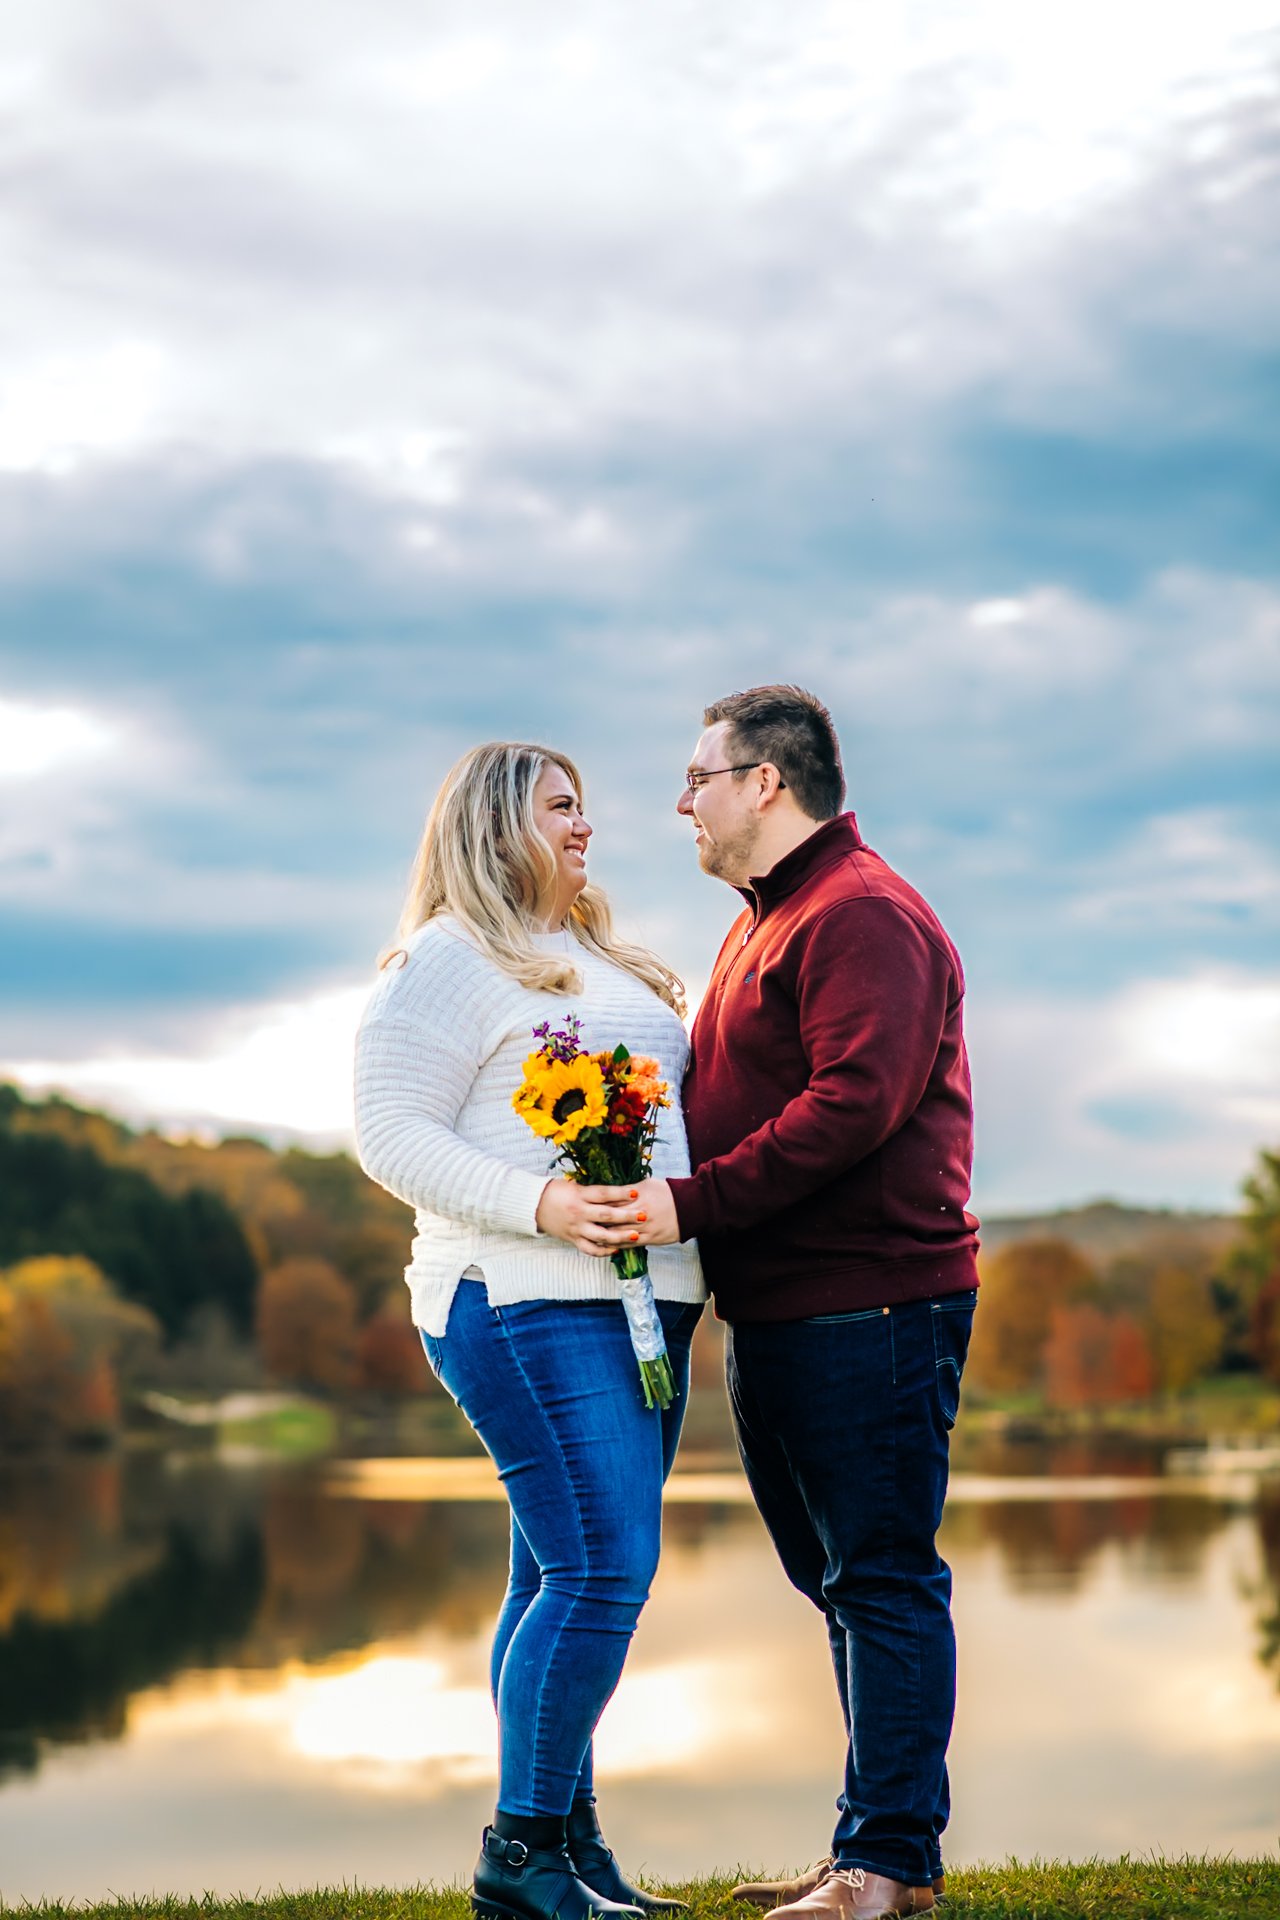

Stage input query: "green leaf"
[{"left": 612, "top": 1043, "right": 630, "bottom": 1063}]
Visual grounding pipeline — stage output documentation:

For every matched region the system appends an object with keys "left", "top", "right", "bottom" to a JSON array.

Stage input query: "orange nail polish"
[
  {"left": 629, "top": 1190, "right": 639, "bottom": 1199},
  {"left": 636, "top": 1212, "right": 647, "bottom": 1223},
  {"left": 630, "top": 1232, "right": 639, "bottom": 1243}
]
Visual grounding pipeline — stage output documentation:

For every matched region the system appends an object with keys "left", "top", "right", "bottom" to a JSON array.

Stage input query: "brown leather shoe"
[
  {"left": 731, "top": 1863, "right": 943, "bottom": 1910},
  {"left": 731, "top": 1859, "right": 835, "bottom": 1909},
  {"left": 767, "top": 1866, "right": 934, "bottom": 1920}
]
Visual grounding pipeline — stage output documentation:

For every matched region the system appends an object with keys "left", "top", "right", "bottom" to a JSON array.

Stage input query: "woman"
[{"left": 354, "top": 742, "right": 704, "bottom": 1920}]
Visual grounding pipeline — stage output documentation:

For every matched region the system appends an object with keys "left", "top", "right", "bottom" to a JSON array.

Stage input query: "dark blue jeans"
[
  {"left": 421, "top": 1280, "right": 702, "bottom": 1816},
  {"left": 726, "top": 1289, "right": 976, "bottom": 1890}
]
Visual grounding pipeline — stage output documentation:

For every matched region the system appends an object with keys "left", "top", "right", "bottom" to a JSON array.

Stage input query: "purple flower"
[{"left": 532, "top": 1014, "right": 584, "bottom": 1064}]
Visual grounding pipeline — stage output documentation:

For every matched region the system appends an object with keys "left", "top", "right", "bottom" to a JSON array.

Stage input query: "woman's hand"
[{"left": 535, "top": 1178, "right": 645, "bottom": 1256}]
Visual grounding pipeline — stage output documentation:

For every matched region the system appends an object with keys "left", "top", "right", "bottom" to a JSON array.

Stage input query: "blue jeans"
[
  {"left": 421, "top": 1280, "right": 702, "bottom": 1816},
  {"left": 726, "top": 1289, "right": 976, "bottom": 1890}
]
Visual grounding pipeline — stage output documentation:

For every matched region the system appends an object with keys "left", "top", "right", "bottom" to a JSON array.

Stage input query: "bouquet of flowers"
[{"left": 512, "top": 1014, "right": 676, "bottom": 1410}]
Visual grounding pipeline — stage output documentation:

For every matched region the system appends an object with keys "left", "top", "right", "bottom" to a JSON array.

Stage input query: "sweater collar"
[{"left": 738, "top": 812, "right": 865, "bottom": 909}]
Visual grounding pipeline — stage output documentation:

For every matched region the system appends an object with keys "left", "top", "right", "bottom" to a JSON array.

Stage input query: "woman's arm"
[
  {"left": 355, "top": 1013, "right": 549, "bottom": 1235},
  {"left": 355, "top": 1011, "right": 641, "bottom": 1255}
]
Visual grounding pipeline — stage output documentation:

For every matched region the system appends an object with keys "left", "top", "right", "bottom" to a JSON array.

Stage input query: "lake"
[{"left": 1, "top": 1433, "right": 1278, "bottom": 1903}]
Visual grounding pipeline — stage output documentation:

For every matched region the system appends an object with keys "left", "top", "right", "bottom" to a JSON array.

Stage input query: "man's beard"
[{"left": 699, "top": 819, "right": 760, "bottom": 886}]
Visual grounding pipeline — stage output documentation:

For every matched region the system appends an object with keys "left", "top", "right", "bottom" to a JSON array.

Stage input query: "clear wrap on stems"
[
  {"left": 612, "top": 1245, "right": 675, "bottom": 1411},
  {"left": 512, "top": 1015, "right": 676, "bottom": 1410}
]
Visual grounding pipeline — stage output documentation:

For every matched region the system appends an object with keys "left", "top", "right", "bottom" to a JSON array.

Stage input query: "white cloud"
[
  {"left": 812, "top": 570, "right": 1280, "bottom": 806},
  {"left": 5, "top": 983, "right": 369, "bottom": 1140},
  {"left": 1, "top": 1, "right": 1274, "bottom": 486},
  {"left": 0, "top": 694, "right": 123, "bottom": 780},
  {"left": 1119, "top": 973, "right": 1280, "bottom": 1099},
  {"left": 1070, "top": 811, "right": 1280, "bottom": 932},
  {"left": 1, "top": 6, "right": 1276, "bottom": 1214},
  {"left": 969, "top": 968, "right": 1280, "bottom": 1211},
  {"left": 0, "top": 690, "right": 208, "bottom": 906},
  {"left": 0, "top": 342, "right": 169, "bottom": 474}
]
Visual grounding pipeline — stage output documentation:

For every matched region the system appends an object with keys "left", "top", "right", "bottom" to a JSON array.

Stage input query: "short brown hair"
[{"left": 703, "top": 684, "right": 845, "bottom": 821}]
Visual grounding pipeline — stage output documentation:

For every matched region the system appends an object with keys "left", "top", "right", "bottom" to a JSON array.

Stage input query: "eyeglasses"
[{"left": 684, "top": 763, "right": 785, "bottom": 793}]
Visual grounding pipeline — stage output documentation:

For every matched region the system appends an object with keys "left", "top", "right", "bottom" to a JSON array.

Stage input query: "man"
[{"left": 626, "top": 686, "right": 979, "bottom": 1920}]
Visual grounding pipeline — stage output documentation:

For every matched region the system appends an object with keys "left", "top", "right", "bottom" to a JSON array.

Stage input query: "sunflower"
[{"left": 515, "top": 1054, "right": 609, "bottom": 1144}]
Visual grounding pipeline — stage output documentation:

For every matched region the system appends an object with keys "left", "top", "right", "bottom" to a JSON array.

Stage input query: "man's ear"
[{"left": 756, "top": 763, "right": 787, "bottom": 807}]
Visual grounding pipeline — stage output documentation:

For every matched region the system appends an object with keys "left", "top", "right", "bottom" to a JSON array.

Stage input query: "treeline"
[
  {"left": 4, "top": 1083, "right": 1280, "bottom": 1447},
  {"left": 966, "top": 1150, "right": 1280, "bottom": 1408},
  {"left": 0, "top": 1084, "right": 425, "bottom": 1448}
]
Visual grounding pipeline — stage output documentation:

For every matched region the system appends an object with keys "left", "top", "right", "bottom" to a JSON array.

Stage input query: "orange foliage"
[
  {"left": 256, "top": 1257, "right": 357, "bottom": 1392},
  {"left": 1108, "top": 1312, "right": 1156, "bottom": 1402},
  {"left": 1043, "top": 1304, "right": 1157, "bottom": 1409},
  {"left": 0, "top": 1290, "right": 80, "bottom": 1448},
  {"left": 355, "top": 1312, "right": 427, "bottom": 1395},
  {"left": 967, "top": 1239, "right": 1099, "bottom": 1394}
]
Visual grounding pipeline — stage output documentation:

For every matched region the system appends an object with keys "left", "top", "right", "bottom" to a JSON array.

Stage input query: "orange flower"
[{"left": 624, "top": 1056, "right": 669, "bottom": 1108}]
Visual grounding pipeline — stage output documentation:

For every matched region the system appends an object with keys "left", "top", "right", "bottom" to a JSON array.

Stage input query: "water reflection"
[
  {"left": 1251, "top": 1486, "right": 1280, "bottom": 1687},
  {"left": 0, "top": 1446, "right": 1278, "bottom": 1900},
  {"left": 0, "top": 1459, "right": 263, "bottom": 1779},
  {"left": 943, "top": 1485, "right": 1229, "bottom": 1594}
]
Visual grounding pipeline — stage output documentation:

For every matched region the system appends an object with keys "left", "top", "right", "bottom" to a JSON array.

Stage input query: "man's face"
[{"left": 677, "top": 721, "right": 762, "bottom": 885}]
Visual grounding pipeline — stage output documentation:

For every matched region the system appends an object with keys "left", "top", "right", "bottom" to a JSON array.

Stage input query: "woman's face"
[{"left": 532, "top": 761, "right": 592, "bottom": 925}]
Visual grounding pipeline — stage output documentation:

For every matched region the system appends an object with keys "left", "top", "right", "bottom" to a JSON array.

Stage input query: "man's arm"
[{"left": 666, "top": 898, "right": 955, "bottom": 1239}]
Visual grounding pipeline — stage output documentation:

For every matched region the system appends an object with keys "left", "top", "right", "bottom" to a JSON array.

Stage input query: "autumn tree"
[
  {"left": 1042, "top": 1305, "right": 1156, "bottom": 1410},
  {"left": 1251, "top": 1274, "right": 1280, "bottom": 1385},
  {"left": 1109, "top": 1312, "right": 1156, "bottom": 1402},
  {"left": 966, "top": 1239, "right": 1100, "bottom": 1394},
  {"left": 1148, "top": 1265, "right": 1222, "bottom": 1393},
  {"left": 1218, "top": 1148, "right": 1280, "bottom": 1375},
  {"left": 2, "top": 1255, "right": 161, "bottom": 1383},
  {"left": 0, "top": 1085, "right": 414, "bottom": 1362},
  {"left": 256, "top": 1257, "right": 358, "bottom": 1392},
  {"left": 0, "top": 1119, "right": 258, "bottom": 1336},
  {"left": 1042, "top": 1304, "right": 1113, "bottom": 1410},
  {"left": 0, "top": 1287, "right": 80, "bottom": 1449},
  {"left": 1231, "top": 1150, "right": 1280, "bottom": 1289},
  {"left": 355, "top": 1311, "right": 427, "bottom": 1395},
  {"left": 0, "top": 1256, "right": 165, "bottom": 1446}
]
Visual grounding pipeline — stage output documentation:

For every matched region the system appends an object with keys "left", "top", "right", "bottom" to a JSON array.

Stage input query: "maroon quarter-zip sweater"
[{"left": 667, "top": 813, "right": 979, "bottom": 1321}]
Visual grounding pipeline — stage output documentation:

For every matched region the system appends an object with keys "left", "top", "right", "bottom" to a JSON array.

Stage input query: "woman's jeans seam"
[
  {"left": 490, "top": 1303, "right": 593, "bottom": 1813},
  {"left": 424, "top": 1283, "right": 700, "bottom": 1818}
]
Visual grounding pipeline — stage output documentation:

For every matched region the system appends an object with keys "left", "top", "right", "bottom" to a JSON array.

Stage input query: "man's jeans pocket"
[{"left": 930, "top": 1290, "right": 977, "bottom": 1429}]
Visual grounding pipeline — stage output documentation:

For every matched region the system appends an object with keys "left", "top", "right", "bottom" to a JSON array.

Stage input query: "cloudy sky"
[{"left": 2, "top": 0, "right": 1277, "bottom": 1213}]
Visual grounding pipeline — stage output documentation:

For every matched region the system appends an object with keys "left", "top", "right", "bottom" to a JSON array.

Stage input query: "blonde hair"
[{"left": 383, "top": 741, "right": 686, "bottom": 1015}]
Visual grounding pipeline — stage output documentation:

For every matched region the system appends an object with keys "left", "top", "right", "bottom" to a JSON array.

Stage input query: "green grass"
[
  {"left": 4, "top": 1862, "right": 1280, "bottom": 1919},
  {"left": 218, "top": 1402, "right": 338, "bottom": 1456}
]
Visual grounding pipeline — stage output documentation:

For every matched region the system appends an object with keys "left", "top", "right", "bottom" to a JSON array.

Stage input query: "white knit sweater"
[{"left": 353, "top": 917, "right": 706, "bottom": 1334}]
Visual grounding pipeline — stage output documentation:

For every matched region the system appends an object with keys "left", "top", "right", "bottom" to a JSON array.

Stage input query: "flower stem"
[{"left": 639, "top": 1353, "right": 676, "bottom": 1412}]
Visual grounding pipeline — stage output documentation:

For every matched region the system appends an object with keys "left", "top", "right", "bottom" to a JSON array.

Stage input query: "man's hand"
[{"left": 535, "top": 1178, "right": 641, "bottom": 1256}]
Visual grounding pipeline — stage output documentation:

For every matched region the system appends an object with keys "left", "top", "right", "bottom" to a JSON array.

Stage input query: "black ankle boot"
[
  {"left": 473, "top": 1825, "right": 644, "bottom": 1920},
  {"left": 566, "top": 1802, "right": 688, "bottom": 1915}
]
